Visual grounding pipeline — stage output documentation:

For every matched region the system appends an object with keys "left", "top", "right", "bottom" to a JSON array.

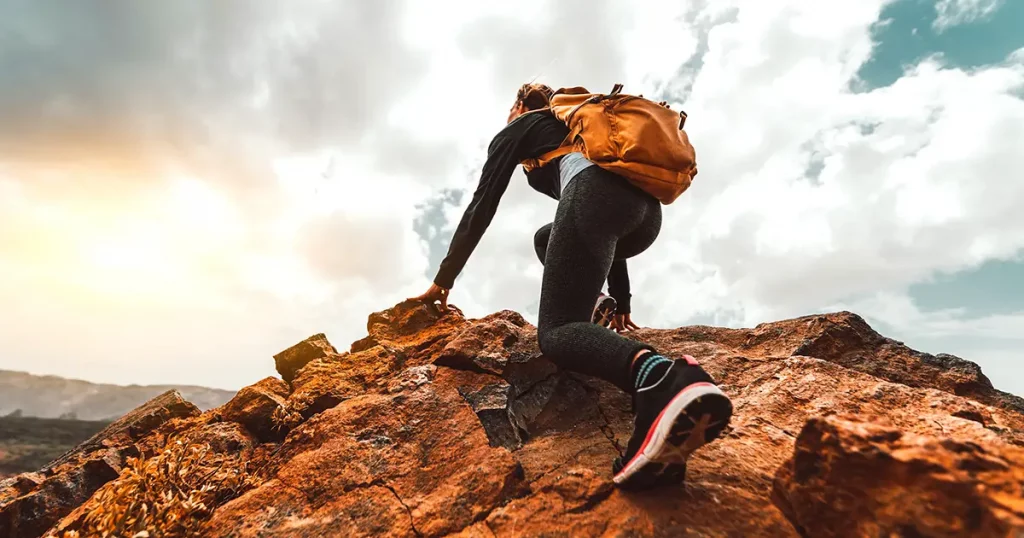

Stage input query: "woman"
[{"left": 410, "top": 83, "right": 732, "bottom": 489}]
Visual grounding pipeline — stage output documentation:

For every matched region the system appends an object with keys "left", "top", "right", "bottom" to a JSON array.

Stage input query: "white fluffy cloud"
[{"left": 933, "top": 0, "right": 1005, "bottom": 31}]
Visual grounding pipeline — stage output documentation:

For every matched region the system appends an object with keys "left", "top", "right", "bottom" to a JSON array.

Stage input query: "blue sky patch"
[
  {"left": 858, "top": 0, "right": 1024, "bottom": 90},
  {"left": 910, "top": 258, "right": 1024, "bottom": 316}
]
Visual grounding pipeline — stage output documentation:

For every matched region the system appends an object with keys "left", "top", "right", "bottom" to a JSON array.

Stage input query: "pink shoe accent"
[
  {"left": 613, "top": 381, "right": 722, "bottom": 483},
  {"left": 682, "top": 355, "right": 700, "bottom": 366}
]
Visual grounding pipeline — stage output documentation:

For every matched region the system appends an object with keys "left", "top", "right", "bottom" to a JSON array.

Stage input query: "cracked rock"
[{"left": 459, "top": 383, "right": 522, "bottom": 450}]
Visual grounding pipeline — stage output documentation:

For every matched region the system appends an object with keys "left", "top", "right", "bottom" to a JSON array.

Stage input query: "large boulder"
[{"left": 773, "top": 416, "right": 1024, "bottom": 537}]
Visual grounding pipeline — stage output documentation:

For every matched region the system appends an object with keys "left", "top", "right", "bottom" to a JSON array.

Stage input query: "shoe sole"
[
  {"left": 592, "top": 295, "right": 616, "bottom": 327},
  {"left": 613, "top": 382, "right": 732, "bottom": 489}
]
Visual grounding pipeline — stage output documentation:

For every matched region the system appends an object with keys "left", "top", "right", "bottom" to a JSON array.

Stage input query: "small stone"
[
  {"left": 274, "top": 333, "right": 339, "bottom": 384},
  {"left": 219, "top": 377, "right": 290, "bottom": 442}
]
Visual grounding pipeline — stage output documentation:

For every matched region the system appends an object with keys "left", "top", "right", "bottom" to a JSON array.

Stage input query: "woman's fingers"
[{"left": 409, "top": 283, "right": 449, "bottom": 308}]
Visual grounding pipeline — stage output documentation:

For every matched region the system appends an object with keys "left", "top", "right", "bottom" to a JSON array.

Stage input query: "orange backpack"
[{"left": 521, "top": 84, "right": 698, "bottom": 205}]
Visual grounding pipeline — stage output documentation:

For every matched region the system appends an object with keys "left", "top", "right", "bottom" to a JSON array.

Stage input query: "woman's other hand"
[{"left": 611, "top": 313, "right": 640, "bottom": 333}]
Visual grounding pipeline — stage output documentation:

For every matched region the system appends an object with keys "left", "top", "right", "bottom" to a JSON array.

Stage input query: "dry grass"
[
  {"left": 270, "top": 404, "right": 304, "bottom": 433},
  {"left": 49, "top": 439, "right": 262, "bottom": 538}
]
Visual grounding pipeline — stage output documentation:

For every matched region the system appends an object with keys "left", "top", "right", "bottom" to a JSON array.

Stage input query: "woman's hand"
[
  {"left": 611, "top": 313, "right": 640, "bottom": 333},
  {"left": 408, "top": 283, "right": 451, "bottom": 312}
]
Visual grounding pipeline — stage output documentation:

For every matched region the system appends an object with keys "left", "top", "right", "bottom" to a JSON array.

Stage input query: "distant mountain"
[{"left": 0, "top": 369, "right": 236, "bottom": 421}]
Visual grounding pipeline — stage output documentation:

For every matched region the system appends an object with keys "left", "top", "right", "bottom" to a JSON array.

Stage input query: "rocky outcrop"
[
  {"left": 3, "top": 300, "right": 1022, "bottom": 537},
  {"left": 629, "top": 311, "right": 1024, "bottom": 415}
]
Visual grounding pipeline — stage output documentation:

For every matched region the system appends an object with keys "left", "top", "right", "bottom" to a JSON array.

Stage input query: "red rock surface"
[
  {"left": 773, "top": 416, "right": 1024, "bottom": 537},
  {"left": 5, "top": 301, "right": 1022, "bottom": 537}
]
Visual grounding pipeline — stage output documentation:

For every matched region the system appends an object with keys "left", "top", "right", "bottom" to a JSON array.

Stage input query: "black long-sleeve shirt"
[{"left": 433, "top": 111, "right": 633, "bottom": 313}]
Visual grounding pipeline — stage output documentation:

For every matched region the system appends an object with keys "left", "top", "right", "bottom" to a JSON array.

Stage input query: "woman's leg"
[
  {"left": 537, "top": 220, "right": 618, "bottom": 327},
  {"left": 536, "top": 166, "right": 732, "bottom": 490},
  {"left": 536, "top": 169, "right": 658, "bottom": 393}
]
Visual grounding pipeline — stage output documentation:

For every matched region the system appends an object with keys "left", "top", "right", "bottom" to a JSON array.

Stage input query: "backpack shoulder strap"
[{"left": 522, "top": 144, "right": 574, "bottom": 172}]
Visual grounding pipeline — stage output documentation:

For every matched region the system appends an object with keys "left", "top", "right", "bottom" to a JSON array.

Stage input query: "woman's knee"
[
  {"left": 536, "top": 322, "right": 563, "bottom": 359},
  {"left": 537, "top": 324, "right": 552, "bottom": 355},
  {"left": 534, "top": 223, "right": 552, "bottom": 263}
]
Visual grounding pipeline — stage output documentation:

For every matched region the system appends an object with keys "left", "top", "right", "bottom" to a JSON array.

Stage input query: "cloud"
[
  {"left": 297, "top": 210, "right": 427, "bottom": 295},
  {"left": 2, "top": 0, "right": 1022, "bottom": 395},
  {"left": 454, "top": 0, "right": 634, "bottom": 94},
  {"left": 842, "top": 291, "right": 1024, "bottom": 341},
  {"left": 606, "top": 1, "right": 1024, "bottom": 330},
  {"left": 0, "top": 0, "right": 457, "bottom": 188},
  {"left": 933, "top": 0, "right": 1005, "bottom": 31},
  {"left": 0, "top": 0, "right": 447, "bottom": 390}
]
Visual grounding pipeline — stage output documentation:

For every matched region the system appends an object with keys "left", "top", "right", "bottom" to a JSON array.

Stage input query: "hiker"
[{"left": 409, "top": 82, "right": 733, "bottom": 489}]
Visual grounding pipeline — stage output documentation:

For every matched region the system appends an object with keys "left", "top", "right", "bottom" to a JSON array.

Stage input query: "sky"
[{"left": 1, "top": 0, "right": 1021, "bottom": 396}]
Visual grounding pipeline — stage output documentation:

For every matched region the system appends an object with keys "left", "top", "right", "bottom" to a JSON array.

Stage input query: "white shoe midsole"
[{"left": 613, "top": 383, "right": 729, "bottom": 483}]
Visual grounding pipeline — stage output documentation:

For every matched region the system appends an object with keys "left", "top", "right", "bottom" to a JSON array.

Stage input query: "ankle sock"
[{"left": 631, "top": 353, "right": 673, "bottom": 391}]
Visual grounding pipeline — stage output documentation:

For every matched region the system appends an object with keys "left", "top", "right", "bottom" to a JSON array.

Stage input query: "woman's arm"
[
  {"left": 608, "top": 259, "right": 641, "bottom": 332},
  {"left": 607, "top": 259, "right": 631, "bottom": 314},
  {"left": 432, "top": 134, "right": 520, "bottom": 289}
]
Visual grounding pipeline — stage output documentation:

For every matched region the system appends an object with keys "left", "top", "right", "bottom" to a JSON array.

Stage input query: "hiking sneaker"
[
  {"left": 612, "top": 355, "right": 733, "bottom": 490},
  {"left": 592, "top": 293, "right": 617, "bottom": 328}
]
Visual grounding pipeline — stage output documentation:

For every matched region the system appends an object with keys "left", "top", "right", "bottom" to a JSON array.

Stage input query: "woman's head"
[{"left": 508, "top": 82, "right": 554, "bottom": 123}]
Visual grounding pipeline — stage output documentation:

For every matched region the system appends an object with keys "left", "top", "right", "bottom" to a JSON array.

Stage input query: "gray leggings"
[{"left": 533, "top": 165, "right": 662, "bottom": 393}]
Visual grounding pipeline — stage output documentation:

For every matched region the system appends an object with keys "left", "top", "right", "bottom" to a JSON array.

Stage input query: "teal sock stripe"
[
  {"left": 636, "top": 354, "right": 666, "bottom": 380},
  {"left": 636, "top": 355, "right": 672, "bottom": 388},
  {"left": 637, "top": 358, "right": 671, "bottom": 387}
]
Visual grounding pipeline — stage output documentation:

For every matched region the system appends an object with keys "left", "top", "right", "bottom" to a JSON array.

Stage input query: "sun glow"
[
  {"left": 77, "top": 229, "right": 181, "bottom": 297},
  {"left": 13, "top": 176, "right": 253, "bottom": 304}
]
